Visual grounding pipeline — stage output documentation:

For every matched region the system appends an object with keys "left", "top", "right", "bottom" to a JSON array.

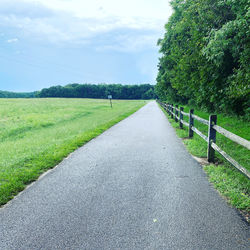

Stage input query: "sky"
[{"left": 0, "top": 0, "right": 172, "bottom": 92}]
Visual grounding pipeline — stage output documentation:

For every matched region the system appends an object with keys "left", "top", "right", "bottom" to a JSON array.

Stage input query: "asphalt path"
[{"left": 0, "top": 101, "right": 249, "bottom": 249}]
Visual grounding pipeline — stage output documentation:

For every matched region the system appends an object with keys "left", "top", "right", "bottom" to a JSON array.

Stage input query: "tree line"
[
  {"left": 0, "top": 90, "right": 37, "bottom": 98},
  {"left": 38, "top": 83, "right": 155, "bottom": 99},
  {"left": 0, "top": 84, "right": 155, "bottom": 100},
  {"left": 156, "top": 0, "right": 249, "bottom": 116}
]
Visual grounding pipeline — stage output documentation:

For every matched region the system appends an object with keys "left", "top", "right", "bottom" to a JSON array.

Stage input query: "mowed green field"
[{"left": 0, "top": 98, "right": 146, "bottom": 205}]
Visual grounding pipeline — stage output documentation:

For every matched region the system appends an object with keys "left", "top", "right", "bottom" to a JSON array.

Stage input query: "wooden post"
[
  {"left": 189, "top": 109, "right": 194, "bottom": 138},
  {"left": 175, "top": 105, "right": 178, "bottom": 122},
  {"left": 171, "top": 104, "right": 174, "bottom": 119},
  {"left": 180, "top": 107, "right": 183, "bottom": 129},
  {"left": 208, "top": 115, "right": 217, "bottom": 162}
]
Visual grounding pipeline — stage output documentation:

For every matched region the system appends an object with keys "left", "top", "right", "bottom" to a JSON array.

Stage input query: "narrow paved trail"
[{"left": 0, "top": 101, "right": 249, "bottom": 249}]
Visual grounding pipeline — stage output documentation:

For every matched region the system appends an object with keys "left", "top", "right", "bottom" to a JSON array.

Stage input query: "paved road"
[{"left": 0, "top": 101, "right": 249, "bottom": 249}]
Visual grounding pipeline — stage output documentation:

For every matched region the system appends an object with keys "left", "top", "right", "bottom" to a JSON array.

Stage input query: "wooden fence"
[{"left": 157, "top": 101, "right": 250, "bottom": 179}]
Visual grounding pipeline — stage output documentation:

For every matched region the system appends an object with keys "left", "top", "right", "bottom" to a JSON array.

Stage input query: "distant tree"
[
  {"left": 0, "top": 90, "right": 37, "bottom": 98},
  {"left": 141, "top": 88, "right": 155, "bottom": 99},
  {"left": 38, "top": 83, "right": 155, "bottom": 100}
]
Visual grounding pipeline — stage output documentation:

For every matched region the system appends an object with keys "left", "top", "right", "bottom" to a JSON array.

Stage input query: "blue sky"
[{"left": 0, "top": 0, "right": 172, "bottom": 92}]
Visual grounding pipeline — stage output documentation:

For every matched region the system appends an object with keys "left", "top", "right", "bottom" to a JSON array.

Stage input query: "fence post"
[
  {"left": 175, "top": 105, "right": 178, "bottom": 122},
  {"left": 189, "top": 109, "right": 194, "bottom": 138},
  {"left": 180, "top": 107, "right": 183, "bottom": 129},
  {"left": 171, "top": 104, "right": 174, "bottom": 119},
  {"left": 208, "top": 115, "right": 217, "bottom": 162}
]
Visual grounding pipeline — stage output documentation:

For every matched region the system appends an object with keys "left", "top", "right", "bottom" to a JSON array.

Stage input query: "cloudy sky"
[{"left": 0, "top": 0, "right": 172, "bottom": 92}]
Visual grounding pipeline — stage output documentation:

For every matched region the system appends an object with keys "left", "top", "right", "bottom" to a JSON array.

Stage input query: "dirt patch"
[
  {"left": 239, "top": 210, "right": 250, "bottom": 223},
  {"left": 192, "top": 155, "right": 210, "bottom": 166}
]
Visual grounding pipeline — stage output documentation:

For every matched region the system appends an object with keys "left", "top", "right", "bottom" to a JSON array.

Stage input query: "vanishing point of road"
[{"left": 0, "top": 101, "right": 249, "bottom": 249}]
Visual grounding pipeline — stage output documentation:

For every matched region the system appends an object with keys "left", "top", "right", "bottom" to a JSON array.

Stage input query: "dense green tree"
[
  {"left": 37, "top": 83, "right": 155, "bottom": 100},
  {"left": 156, "top": 0, "right": 249, "bottom": 115},
  {"left": 0, "top": 90, "right": 38, "bottom": 98}
]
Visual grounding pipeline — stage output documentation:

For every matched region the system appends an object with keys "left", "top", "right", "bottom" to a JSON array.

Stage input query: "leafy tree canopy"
[{"left": 156, "top": 0, "right": 249, "bottom": 116}]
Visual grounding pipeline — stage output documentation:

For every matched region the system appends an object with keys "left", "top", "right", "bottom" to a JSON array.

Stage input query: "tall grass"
[{"left": 0, "top": 98, "right": 145, "bottom": 205}]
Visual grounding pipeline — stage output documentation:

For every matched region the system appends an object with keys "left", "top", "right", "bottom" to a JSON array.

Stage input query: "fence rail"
[
  {"left": 157, "top": 100, "right": 250, "bottom": 179},
  {"left": 181, "top": 111, "right": 189, "bottom": 116},
  {"left": 192, "top": 114, "right": 209, "bottom": 125},
  {"left": 213, "top": 125, "right": 250, "bottom": 150}
]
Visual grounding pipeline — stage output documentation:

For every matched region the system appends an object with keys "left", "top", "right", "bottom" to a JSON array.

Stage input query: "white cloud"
[
  {"left": 7, "top": 38, "right": 18, "bottom": 43},
  {"left": 0, "top": 0, "right": 172, "bottom": 49},
  {"left": 23, "top": 0, "right": 172, "bottom": 20},
  {"left": 96, "top": 32, "right": 160, "bottom": 52}
]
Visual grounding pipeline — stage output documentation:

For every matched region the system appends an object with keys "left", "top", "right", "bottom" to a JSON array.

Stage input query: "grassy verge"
[
  {"left": 0, "top": 98, "right": 146, "bottom": 206},
  {"left": 159, "top": 103, "right": 250, "bottom": 217}
]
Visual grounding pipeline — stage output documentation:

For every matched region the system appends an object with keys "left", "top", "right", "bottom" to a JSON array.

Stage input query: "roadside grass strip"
[
  {"left": 0, "top": 98, "right": 146, "bottom": 206},
  {"left": 159, "top": 104, "right": 250, "bottom": 216}
]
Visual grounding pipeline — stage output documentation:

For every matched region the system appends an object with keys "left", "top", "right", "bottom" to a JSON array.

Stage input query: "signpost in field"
[{"left": 108, "top": 95, "right": 112, "bottom": 108}]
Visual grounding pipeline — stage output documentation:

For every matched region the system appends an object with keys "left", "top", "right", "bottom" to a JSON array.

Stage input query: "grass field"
[
  {"left": 159, "top": 103, "right": 250, "bottom": 215},
  {"left": 0, "top": 98, "right": 146, "bottom": 206}
]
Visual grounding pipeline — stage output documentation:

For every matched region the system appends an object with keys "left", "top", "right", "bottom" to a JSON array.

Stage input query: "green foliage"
[
  {"left": 157, "top": 0, "right": 250, "bottom": 116},
  {"left": 37, "top": 83, "right": 155, "bottom": 100},
  {"left": 204, "top": 164, "right": 250, "bottom": 211},
  {"left": 0, "top": 90, "right": 38, "bottom": 98},
  {"left": 0, "top": 98, "right": 145, "bottom": 205}
]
